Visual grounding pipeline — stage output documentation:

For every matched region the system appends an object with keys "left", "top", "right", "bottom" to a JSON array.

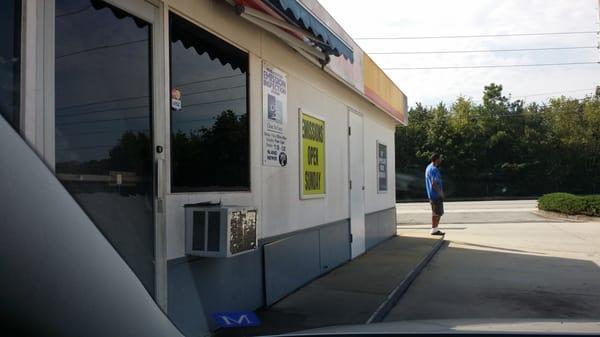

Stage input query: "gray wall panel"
[
  {"left": 379, "top": 207, "right": 396, "bottom": 241},
  {"left": 319, "top": 220, "right": 350, "bottom": 272},
  {"left": 365, "top": 207, "right": 396, "bottom": 250},
  {"left": 365, "top": 212, "right": 379, "bottom": 250},
  {"left": 382, "top": 207, "right": 397, "bottom": 236},
  {"left": 168, "top": 249, "right": 263, "bottom": 335},
  {"left": 264, "top": 230, "right": 321, "bottom": 305}
]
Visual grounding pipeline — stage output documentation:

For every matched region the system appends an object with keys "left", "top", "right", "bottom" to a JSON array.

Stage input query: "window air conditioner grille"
[
  {"left": 192, "top": 211, "right": 206, "bottom": 251},
  {"left": 207, "top": 211, "right": 221, "bottom": 252},
  {"left": 185, "top": 205, "right": 257, "bottom": 257}
]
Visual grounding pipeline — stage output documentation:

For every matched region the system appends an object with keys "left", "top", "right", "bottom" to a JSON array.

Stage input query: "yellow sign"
[{"left": 300, "top": 111, "right": 326, "bottom": 198}]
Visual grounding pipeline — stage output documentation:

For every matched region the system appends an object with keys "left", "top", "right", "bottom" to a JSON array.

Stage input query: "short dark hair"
[{"left": 430, "top": 152, "right": 442, "bottom": 162}]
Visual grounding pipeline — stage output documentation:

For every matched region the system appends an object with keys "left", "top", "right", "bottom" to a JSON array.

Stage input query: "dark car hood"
[{"left": 283, "top": 319, "right": 600, "bottom": 335}]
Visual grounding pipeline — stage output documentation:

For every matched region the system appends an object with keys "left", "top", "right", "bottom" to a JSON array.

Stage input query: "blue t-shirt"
[{"left": 425, "top": 163, "right": 443, "bottom": 200}]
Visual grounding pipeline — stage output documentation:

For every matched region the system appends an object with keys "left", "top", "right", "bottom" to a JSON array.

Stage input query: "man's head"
[{"left": 430, "top": 152, "right": 443, "bottom": 167}]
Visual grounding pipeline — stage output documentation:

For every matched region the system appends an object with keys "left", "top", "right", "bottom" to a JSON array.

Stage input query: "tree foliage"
[
  {"left": 396, "top": 83, "right": 600, "bottom": 199},
  {"left": 171, "top": 109, "right": 249, "bottom": 190}
]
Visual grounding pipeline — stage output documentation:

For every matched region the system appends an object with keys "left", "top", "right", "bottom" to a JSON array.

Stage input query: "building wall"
[
  {"left": 164, "top": 0, "right": 397, "bottom": 259},
  {"left": 363, "top": 109, "right": 397, "bottom": 213}
]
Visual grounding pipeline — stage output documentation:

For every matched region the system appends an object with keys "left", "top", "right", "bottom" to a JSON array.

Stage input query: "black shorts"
[{"left": 430, "top": 199, "right": 444, "bottom": 216}]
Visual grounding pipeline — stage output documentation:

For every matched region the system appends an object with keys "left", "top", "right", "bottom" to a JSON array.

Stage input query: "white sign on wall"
[
  {"left": 262, "top": 63, "right": 288, "bottom": 167},
  {"left": 377, "top": 141, "right": 388, "bottom": 192}
]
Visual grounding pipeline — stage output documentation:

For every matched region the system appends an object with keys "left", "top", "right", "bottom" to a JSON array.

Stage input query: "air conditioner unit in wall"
[{"left": 184, "top": 205, "right": 258, "bottom": 257}]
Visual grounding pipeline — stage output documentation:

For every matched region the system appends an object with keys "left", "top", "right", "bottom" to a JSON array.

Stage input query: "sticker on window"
[{"left": 171, "top": 88, "right": 182, "bottom": 111}]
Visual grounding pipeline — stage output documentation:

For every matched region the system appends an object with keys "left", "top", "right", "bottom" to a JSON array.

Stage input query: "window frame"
[
  {"left": 14, "top": 0, "right": 22, "bottom": 132},
  {"left": 167, "top": 12, "right": 251, "bottom": 194}
]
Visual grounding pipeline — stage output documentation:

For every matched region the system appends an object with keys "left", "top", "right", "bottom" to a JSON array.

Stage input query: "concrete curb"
[
  {"left": 533, "top": 210, "right": 599, "bottom": 222},
  {"left": 365, "top": 236, "right": 446, "bottom": 324}
]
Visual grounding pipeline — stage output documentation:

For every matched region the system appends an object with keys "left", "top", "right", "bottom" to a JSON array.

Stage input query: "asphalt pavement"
[
  {"left": 396, "top": 200, "right": 547, "bottom": 224},
  {"left": 387, "top": 200, "right": 600, "bottom": 322}
]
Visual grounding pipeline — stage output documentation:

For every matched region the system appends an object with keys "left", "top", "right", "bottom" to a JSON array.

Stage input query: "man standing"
[{"left": 425, "top": 153, "right": 445, "bottom": 236}]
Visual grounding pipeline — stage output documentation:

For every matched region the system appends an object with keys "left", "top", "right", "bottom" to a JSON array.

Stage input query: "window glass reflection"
[
  {"left": 0, "top": 0, "right": 21, "bottom": 130},
  {"left": 170, "top": 14, "right": 250, "bottom": 192},
  {"left": 55, "top": 0, "right": 155, "bottom": 296}
]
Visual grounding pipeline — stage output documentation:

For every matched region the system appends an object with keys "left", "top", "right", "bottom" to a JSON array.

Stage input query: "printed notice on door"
[
  {"left": 300, "top": 111, "right": 326, "bottom": 198},
  {"left": 262, "top": 63, "right": 288, "bottom": 167}
]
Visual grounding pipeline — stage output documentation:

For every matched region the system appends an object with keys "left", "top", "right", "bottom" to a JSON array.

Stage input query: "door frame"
[
  {"left": 347, "top": 107, "right": 366, "bottom": 258},
  {"left": 107, "top": 0, "right": 169, "bottom": 311}
]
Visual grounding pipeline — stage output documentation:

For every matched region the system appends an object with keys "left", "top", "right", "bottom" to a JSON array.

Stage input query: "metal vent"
[
  {"left": 192, "top": 211, "right": 206, "bottom": 251},
  {"left": 207, "top": 211, "right": 221, "bottom": 252}
]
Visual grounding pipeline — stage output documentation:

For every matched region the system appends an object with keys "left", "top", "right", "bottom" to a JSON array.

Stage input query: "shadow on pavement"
[{"left": 385, "top": 243, "right": 600, "bottom": 322}]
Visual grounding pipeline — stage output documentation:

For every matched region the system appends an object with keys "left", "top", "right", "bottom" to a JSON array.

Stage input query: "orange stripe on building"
[{"left": 363, "top": 55, "right": 407, "bottom": 125}]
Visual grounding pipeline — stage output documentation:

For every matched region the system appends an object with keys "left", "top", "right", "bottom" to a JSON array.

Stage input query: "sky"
[{"left": 318, "top": 0, "right": 600, "bottom": 107}]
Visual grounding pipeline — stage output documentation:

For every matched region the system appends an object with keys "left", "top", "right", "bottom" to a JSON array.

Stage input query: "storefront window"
[
  {"left": 170, "top": 14, "right": 250, "bottom": 192},
  {"left": 0, "top": 0, "right": 21, "bottom": 131}
]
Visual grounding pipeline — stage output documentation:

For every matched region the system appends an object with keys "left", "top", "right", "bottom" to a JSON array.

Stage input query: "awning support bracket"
[{"left": 235, "top": 4, "right": 331, "bottom": 68}]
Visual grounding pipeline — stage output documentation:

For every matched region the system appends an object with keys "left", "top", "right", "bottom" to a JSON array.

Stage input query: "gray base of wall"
[
  {"left": 167, "top": 248, "right": 263, "bottom": 335},
  {"left": 167, "top": 208, "right": 396, "bottom": 336},
  {"left": 264, "top": 219, "right": 350, "bottom": 306},
  {"left": 365, "top": 207, "right": 397, "bottom": 250}
]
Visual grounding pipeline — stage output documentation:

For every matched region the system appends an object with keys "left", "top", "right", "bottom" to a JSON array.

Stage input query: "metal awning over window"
[
  {"left": 233, "top": 0, "right": 354, "bottom": 64},
  {"left": 170, "top": 14, "right": 248, "bottom": 72},
  {"left": 264, "top": 0, "right": 353, "bottom": 62}
]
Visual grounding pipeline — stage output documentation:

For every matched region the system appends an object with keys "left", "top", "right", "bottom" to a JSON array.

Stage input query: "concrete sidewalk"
[
  {"left": 216, "top": 234, "right": 443, "bottom": 337},
  {"left": 386, "top": 200, "right": 600, "bottom": 323}
]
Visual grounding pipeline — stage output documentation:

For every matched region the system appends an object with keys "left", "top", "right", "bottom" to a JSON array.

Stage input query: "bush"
[
  {"left": 584, "top": 195, "right": 600, "bottom": 216},
  {"left": 538, "top": 193, "right": 600, "bottom": 217}
]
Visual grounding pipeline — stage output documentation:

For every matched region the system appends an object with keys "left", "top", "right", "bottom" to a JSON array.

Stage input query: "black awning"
[
  {"left": 91, "top": 0, "right": 149, "bottom": 29},
  {"left": 170, "top": 14, "right": 248, "bottom": 73}
]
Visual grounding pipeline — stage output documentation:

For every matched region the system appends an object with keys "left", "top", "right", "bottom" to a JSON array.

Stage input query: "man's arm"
[{"left": 431, "top": 180, "right": 445, "bottom": 199}]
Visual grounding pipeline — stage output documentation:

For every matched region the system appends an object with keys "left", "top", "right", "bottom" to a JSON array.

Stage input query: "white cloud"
[{"left": 319, "top": 0, "right": 600, "bottom": 107}]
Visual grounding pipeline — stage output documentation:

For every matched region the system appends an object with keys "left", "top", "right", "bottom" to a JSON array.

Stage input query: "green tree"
[{"left": 395, "top": 83, "right": 600, "bottom": 200}]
